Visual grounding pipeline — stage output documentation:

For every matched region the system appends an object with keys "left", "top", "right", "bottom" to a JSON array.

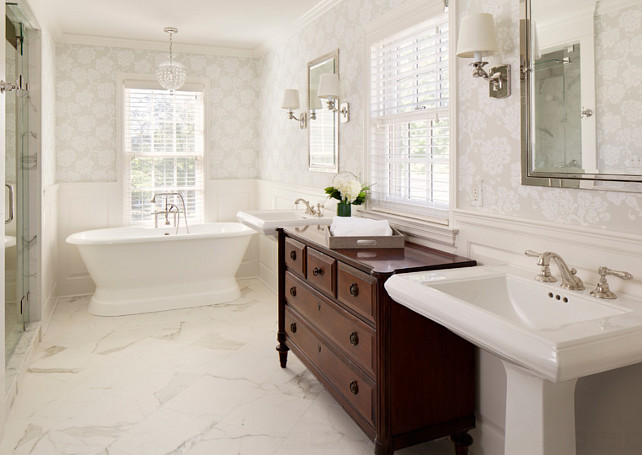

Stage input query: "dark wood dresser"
[{"left": 276, "top": 226, "right": 477, "bottom": 455}]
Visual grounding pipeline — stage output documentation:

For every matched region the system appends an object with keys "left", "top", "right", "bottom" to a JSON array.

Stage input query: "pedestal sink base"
[{"left": 503, "top": 361, "right": 578, "bottom": 455}]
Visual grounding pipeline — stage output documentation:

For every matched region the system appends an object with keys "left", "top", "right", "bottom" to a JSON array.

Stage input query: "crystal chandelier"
[{"left": 156, "top": 27, "right": 186, "bottom": 91}]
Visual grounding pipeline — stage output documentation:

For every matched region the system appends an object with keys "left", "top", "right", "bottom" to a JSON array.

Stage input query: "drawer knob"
[
  {"left": 349, "top": 283, "right": 359, "bottom": 297},
  {"left": 350, "top": 380, "right": 359, "bottom": 395},
  {"left": 289, "top": 286, "right": 297, "bottom": 297},
  {"left": 318, "top": 345, "right": 322, "bottom": 352},
  {"left": 313, "top": 267, "right": 324, "bottom": 276},
  {"left": 289, "top": 250, "right": 297, "bottom": 261},
  {"left": 290, "top": 322, "right": 297, "bottom": 333},
  {"left": 349, "top": 331, "right": 359, "bottom": 346}
]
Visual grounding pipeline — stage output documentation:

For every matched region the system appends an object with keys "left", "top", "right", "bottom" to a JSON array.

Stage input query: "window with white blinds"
[
  {"left": 369, "top": 11, "right": 450, "bottom": 220},
  {"left": 123, "top": 83, "right": 204, "bottom": 224}
]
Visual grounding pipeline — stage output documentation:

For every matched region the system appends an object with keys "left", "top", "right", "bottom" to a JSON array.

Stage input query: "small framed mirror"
[
  {"left": 521, "top": 0, "right": 642, "bottom": 191},
  {"left": 308, "top": 50, "right": 339, "bottom": 173}
]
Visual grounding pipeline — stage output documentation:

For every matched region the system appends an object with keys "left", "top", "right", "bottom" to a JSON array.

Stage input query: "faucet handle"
[
  {"left": 590, "top": 266, "right": 633, "bottom": 299},
  {"left": 600, "top": 266, "right": 633, "bottom": 281},
  {"left": 524, "top": 250, "right": 557, "bottom": 283}
]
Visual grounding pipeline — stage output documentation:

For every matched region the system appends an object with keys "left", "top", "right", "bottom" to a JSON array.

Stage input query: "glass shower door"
[{"left": 5, "top": 8, "right": 30, "bottom": 360}]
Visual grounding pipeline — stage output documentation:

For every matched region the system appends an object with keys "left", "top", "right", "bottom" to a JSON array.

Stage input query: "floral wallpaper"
[
  {"left": 457, "top": 0, "right": 642, "bottom": 235},
  {"left": 257, "top": 0, "right": 411, "bottom": 191},
  {"left": 53, "top": 0, "right": 642, "bottom": 236},
  {"left": 55, "top": 44, "right": 259, "bottom": 182}
]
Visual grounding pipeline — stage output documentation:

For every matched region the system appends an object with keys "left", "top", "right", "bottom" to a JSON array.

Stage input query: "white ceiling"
[{"left": 40, "top": 0, "right": 327, "bottom": 54}]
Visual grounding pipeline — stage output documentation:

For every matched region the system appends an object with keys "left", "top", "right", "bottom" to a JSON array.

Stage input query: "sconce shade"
[
  {"left": 456, "top": 13, "right": 499, "bottom": 59},
  {"left": 317, "top": 73, "right": 340, "bottom": 99},
  {"left": 281, "top": 89, "right": 300, "bottom": 110}
]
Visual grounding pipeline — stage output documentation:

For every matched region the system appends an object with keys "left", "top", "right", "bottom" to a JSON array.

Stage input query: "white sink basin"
[
  {"left": 430, "top": 274, "right": 626, "bottom": 330},
  {"left": 236, "top": 209, "right": 332, "bottom": 235},
  {"left": 385, "top": 265, "right": 642, "bottom": 382}
]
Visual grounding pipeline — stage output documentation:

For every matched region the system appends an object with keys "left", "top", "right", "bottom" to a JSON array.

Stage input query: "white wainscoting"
[
  {"left": 452, "top": 209, "right": 642, "bottom": 455},
  {"left": 57, "top": 183, "right": 121, "bottom": 296},
  {"left": 41, "top": 184, "right": 59, "bottom": 330}
]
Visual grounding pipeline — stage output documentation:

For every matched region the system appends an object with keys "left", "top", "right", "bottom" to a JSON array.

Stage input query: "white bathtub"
[{"left": 66, "top": 223, "right": 255, "bottom": 316}]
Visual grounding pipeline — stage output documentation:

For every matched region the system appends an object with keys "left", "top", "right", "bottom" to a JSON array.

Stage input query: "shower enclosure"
[
  {"left": 533, "top": 45, "right": 582, "bottom": 171},
  {"left": 5, "top": 4, "right": 32, "bottom": 371}
]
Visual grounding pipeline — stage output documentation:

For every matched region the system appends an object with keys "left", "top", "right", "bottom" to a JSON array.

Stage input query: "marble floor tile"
[{"left": 1, "top": 279, "right": 454, "bottom": 455}]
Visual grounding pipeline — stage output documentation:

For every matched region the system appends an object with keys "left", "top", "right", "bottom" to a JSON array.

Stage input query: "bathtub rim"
[{"left": 66, "top": 222, "right": 256, "bottom": 246}]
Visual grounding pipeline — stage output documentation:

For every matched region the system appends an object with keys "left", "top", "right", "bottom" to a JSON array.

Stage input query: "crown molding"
[
  {"left": 47, "top": 0, "right": 345, "bottom": 59},
  {"left": 254, "top": 0, "right": 344, "bottom": 56},
  {"left": 58, "top": 33, "right": 259, "bottom": 58}
]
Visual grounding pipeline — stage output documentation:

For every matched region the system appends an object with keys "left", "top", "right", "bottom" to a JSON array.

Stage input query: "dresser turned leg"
[
  {"left": 276, "top": 332, "right": 289, "bottom": 368},
  {"left": 374, "top": 438, "right": 392, "bottom": 455},
  {"left": 451, "top": 432, "right": 473, "bottom": 455},
  {"left": 277, "top": 347, "right": 288, "bottom": 368}
]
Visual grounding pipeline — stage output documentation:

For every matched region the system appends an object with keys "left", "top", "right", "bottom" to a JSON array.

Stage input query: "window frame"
[
  {"left": 363, "top": 0, "right": 457, "bottom": 230},
  {"left": 118, "top": 74, "right": 210, "bottom": 225}
]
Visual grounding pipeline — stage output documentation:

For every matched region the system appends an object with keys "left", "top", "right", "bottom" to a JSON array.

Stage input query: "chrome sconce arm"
[{"left": 457, "top": 13, "right": 511, "bottom": 99}]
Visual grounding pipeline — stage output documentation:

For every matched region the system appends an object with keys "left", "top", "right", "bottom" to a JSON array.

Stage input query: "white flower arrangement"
[{"left": 324, "top": 172, "right": 370, "bottom": 205}]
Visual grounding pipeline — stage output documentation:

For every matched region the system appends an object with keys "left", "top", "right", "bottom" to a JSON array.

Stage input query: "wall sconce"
[
  {"left": 317, "top": 73, "right": 350, "bottom": 123},
  {"left": 456, "top": 13, "right": 511, "bottom": 99},
  {"left": 281, "top": 89, "right": 307, "bottom": 128}
]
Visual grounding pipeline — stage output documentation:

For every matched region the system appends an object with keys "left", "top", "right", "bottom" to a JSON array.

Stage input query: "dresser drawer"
[
  {"left": 285, "top": 237, "right": 306, "bottom": 277},
  {"left": 337, "top": 263, "right": 376, "bottom": 323},
  {"left": 306, "top": 247, "right": 336, "bottom": 296},
  {"left": 285, "top": 271, "right": 376, "bottom": 377},
  {"left": 285, "top": 307, "right": 375, "bottom": 426}
]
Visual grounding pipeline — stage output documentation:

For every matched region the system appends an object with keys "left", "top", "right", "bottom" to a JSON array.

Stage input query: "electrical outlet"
[{"left": 471, "top": 180, "right": 482, "bottom": 207}]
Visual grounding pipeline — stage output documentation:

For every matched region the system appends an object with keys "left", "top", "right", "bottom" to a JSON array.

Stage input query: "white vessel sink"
[
  {"left": 236, "top": 209, "right": 332, "bottom": 235},
  {"left": 385, "top": 265, "right": 642, "bottom": 455}
]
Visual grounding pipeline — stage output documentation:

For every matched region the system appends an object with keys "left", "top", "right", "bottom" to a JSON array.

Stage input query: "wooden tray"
[{"left": 325, "top": 226, "right": 405, "bottom": 249}]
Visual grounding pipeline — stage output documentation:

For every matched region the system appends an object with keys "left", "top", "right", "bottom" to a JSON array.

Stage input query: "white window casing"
[
  {"left": 121, "top": 79, "right": 205, "bottom": 224},
  {"left": 365, "top": 0, "right": 455, "bottom": 226}
]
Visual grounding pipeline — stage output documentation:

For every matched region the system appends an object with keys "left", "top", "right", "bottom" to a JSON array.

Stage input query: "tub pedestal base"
[{"left": 89, "top": 278, "right": 242, "bottom": 316}]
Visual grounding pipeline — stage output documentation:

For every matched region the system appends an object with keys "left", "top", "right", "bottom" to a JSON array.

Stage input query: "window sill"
[{"left": 355, "top": 207, "right": 458, "bottom": 247}]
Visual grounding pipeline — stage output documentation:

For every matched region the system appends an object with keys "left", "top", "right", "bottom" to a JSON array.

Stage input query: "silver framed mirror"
[
  {"left": 521, "top": 0, "right": 642, "bottom": 191},
  {"left": 308, "top": 50, "right": 339, "bottom": 173}
]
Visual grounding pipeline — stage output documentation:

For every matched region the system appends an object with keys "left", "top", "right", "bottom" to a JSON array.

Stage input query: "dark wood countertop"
[{"left": 282, "top": 225, "right": 476, "bottom": 276}]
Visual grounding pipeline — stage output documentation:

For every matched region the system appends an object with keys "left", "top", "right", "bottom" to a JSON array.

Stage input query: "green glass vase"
[{"left": 337, "top": 200, "right": 351, "bottom": 217}]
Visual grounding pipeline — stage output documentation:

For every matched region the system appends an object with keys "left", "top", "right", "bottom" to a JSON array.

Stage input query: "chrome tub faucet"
[
  {"left": 524, "top": 250, "right": 585, "bottom": 291},
  {"left": 151, "top": 192, "right": 191, "bottom": 234}
]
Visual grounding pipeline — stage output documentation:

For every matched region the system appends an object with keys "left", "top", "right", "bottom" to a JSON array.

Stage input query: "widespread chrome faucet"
[
  {"left": 524, "top": 250, "right": 585, "bottom": 291},
  {"left": 294, "top": 198, "right": 323, "bottom": 217},
  {"left": 150, "top": 192, "right": 191, "bottom": 234}
]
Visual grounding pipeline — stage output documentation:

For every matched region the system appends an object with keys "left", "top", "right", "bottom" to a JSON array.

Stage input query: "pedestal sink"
[{"left": 384, "top": 265, "right": 642, "bottom": 455}]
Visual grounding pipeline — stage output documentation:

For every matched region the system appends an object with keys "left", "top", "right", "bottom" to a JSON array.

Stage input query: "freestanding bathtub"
[{"left": 66, "top": 223, "right": 256, "bottom": 316}]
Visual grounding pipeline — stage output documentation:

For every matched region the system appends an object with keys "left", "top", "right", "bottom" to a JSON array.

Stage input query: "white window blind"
[
  {"left": 123, "top": 85, "right": 204, "bottom": 224},
  {"left": 369, "top": 12, "right": 450, "bottom": 219}
]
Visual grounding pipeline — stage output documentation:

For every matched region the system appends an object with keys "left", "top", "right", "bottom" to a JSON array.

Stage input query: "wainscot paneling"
[
  {"left": 57, "top": 183, "right": 121, "bottom": 297},
  {"left": 41, "top": 184, "right": 59, "bottom": 331}
]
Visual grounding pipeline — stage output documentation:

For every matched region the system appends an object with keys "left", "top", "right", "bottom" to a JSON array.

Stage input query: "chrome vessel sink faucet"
[
  {"left": 294, "top": 198, "right": 323, "bottom": 217},
  {"left": 524, "top": 250, "right": 585, "bottom": 291}
]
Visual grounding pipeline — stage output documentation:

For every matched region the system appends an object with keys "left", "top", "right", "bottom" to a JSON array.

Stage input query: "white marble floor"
[{"left": 1, "top": 279, "right": 453, "bottom": 455}]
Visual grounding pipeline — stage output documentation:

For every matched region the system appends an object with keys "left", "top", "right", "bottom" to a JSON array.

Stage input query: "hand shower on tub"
[{"left": 150, "top": 192, "right": 190, "bottom": 234}]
